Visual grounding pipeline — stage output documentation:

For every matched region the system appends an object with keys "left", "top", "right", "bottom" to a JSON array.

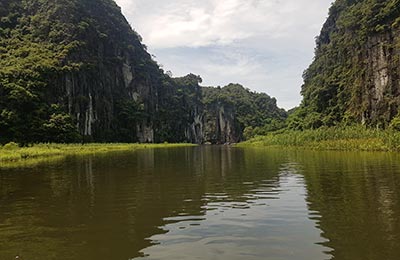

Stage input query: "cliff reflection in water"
[
  {"left": 138, "top": 148, "right": 325, "bottom": 260},
  {"left": 293, "top": 151, "right": 400, "bottom": 260},
  {"left": 0, "top": 146, "right": 326, "bottom": 260},
  {"left": 4, "top": 147, "right": 400, "bottom": 260}
]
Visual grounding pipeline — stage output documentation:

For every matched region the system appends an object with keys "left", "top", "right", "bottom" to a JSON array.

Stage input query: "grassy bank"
[
  {"left": 0, "top": 143, "right": 196, "bottom": 164},
  {"left": 238, "top": 126, "right": 400, "bottom": 152}
]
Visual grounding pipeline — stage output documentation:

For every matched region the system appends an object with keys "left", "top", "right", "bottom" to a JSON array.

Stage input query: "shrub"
[
  {"left": 390, "top": 115, "right": 400, "bottom": 131},
  {"left": 3, "top": 142, "right": 19, "bottom": 150}
]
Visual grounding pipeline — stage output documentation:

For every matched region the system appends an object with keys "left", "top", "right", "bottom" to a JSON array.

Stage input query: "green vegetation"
[
  {"left": 0, "top": 0, "right": 205, "bottom": 144},
  {"left": 295, "top": 0, "right": 400, "bottom": 129},
  {"left": 239, "top": 126, "right": 400, "bottom": 151},
  {"left": 0, "top": 142, "right": 196, "bottom": 164},
  {"left": 241, "top": 0, "right": 400, "bottom": 152},
  {"left": 0, "top": 0, "right": 139, "bottom": 143},
  {"left": 0, "top": 0, "right": 283, "bottom": 145},
  {"left": 7, "top": 0, "right": 400, "bottom": 148},
  {"left": 202, "top": 84, "right": 287, "bottom": 143},
  {"left": 155, "top": 74, "right": 204, "bottom": 143},
  {"left": 203, "top": 84, "right": 286, "bottom": 129}
]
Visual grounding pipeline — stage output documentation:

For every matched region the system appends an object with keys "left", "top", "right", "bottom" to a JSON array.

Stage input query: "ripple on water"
[{"left": 137, "top": 171, "right": 328, "bottom": 260}]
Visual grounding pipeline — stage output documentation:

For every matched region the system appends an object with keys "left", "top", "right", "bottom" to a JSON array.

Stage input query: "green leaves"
[
  {"left": 300, "top": 0, "right": 400, "bottom": 129},
  {"left": 203, "top": 84, "right": 287, "bottom": 139},
  {"left": 390, "top": 113, "right": 400, "bottom": 131},
  {"left": 42, "top": 113, "right": 80, "bottom": 143}
]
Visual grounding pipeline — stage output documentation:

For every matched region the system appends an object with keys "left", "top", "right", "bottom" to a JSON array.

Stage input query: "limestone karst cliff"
[
  {"left": 294, "top": 0, "right": 400, "bottom": 129},
  {"left": 203, "top": 84, "right": 287, "bottom": 144},
  {"left": 0, "top": 0, "right": 285, "bottom": 144},
  {"left": 0, "top": 0, "right": 208, "bottom": 143}
]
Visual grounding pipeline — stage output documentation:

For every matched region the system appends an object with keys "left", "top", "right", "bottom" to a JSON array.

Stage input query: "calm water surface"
[{"left": 1, "top": 146, "right": 400, "bottom": 260}]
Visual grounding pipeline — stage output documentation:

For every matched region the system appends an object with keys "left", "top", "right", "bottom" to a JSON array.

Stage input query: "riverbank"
[
  {"left": 238, "top": 126, "right": 400, "bottom": 152},
  {"left": 0, "top": 143, "right": 196, "bottom": 164}
]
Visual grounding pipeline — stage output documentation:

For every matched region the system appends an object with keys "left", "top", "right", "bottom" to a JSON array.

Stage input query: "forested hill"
[
  {"left": 0, "top": 0, "right": 285, "bottom": 144},
  {"left": 202, "top": 84, "right": 287, "bottom": 143},
  {"left": 290, "top": 0, "right": 400, "bottom": 130}
]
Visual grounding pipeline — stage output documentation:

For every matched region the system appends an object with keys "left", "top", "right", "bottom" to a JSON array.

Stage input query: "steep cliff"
[
  {"left": 0, "top": 0, "right": 204, "bottom": 143},
  {"left": 203, "top": 93, "right": 240, "bottom": 144},
  {"left": 203, "top": 84, "right": 287, "bottom": 144},
  {"left": 0, "top": 0, "right": 285, "bottom": 144},
  {"left": 297, "top": 0, "right": 400, "bottom": 129},
  {"left": 155, "top": 74, "right": 204, "bottom": 144}
]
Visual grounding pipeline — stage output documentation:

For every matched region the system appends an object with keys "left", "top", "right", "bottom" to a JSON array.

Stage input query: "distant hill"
[{"left": 203, "top": 84, "right": 287, "bottom": 143}]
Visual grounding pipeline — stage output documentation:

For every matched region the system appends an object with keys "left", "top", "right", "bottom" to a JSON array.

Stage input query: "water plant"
[
  {"left": 239, "top": 126, "right": 400, "bottom": 152},
  {"left": 0, "top": 143, "right": 196, "bottom": 164}
]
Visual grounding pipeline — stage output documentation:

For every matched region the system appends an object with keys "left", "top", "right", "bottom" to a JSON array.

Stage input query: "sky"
[{"left": 114, "top": 0, "right": 334, "bottom": 109}]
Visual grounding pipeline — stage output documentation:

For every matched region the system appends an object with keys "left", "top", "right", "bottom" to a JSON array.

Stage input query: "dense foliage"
[
  {"left": 240, "top": 125, "right": 400, "bottom": 152},
  {"left": 0, "top": 0, "right": 285, "bottom": 144},
  {"left": 294, "top": 0, "right": 400, "bottom": 130},
  {"left": 155, "top": 74, "right": 204, "bottom": 143},
  {"left": 0, "top": 0, "right": 153, "bottom": 143},
  {"left": 203, "top": 84, "right": 287, "bottom": 141}
]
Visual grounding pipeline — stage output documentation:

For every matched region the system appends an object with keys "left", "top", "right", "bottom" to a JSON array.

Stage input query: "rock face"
[
  {"left": 204, "top": 101, "right": 241, "bottom": 144},
  {"left": 202, "top": 84, "right": 287, "bottom": 144},
  {"left": 0, "top": 0, "right": 204, "bottom": 143},
  {"left": 186, "top": 111, "right": 204, "bottom": 144},
  {"left": 363, "top": 31, "right": 400, "bottom": 125},
  {"left": 49, "top": 0, "right": 200, "bottom": 143},
  {"left": 300, "top": 0, "right": 400, "bottom": 128}
]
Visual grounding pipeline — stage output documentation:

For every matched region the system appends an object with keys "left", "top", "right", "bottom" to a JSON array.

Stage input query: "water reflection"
[
  {"left": 292, "top": 150, "right": 400, "bottom": 260},
  {"left": 139, "top": 164, "right": 326, "bottom": 260},
  {"left": 1, "top": 147, "right": 399, "bottom": 260}
]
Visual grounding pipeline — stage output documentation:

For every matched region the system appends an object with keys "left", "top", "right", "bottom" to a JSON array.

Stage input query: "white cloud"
[
  {"left": 115, "top": 0, "right": 334, "bottom": 109},
  {"left": 117, "top": 0, "right": 332, "bottom": 49}
]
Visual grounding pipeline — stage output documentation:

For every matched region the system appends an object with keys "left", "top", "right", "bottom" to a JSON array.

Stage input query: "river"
[{"left": 0, "top": 146, "right": 399, "bottom": 260}]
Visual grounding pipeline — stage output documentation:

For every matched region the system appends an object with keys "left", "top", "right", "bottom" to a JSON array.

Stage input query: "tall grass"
[
  {"left": 239, "top": 126, "right": 400, "bottom": 152},
  {"left": 0, "top": 143, "right": 196, "bottom": 163}
]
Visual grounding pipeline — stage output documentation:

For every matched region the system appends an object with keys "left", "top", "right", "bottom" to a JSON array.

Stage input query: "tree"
[{"left": 42, "top": 113, "right": 80, "bottom": 143}]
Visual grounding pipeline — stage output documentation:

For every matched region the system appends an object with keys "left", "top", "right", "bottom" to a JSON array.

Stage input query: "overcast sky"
[{"left": 115, "top": 0, "right": 333, "bottom": 109}]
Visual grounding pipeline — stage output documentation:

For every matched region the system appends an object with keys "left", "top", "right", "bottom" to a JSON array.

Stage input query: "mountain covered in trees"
[
  {"left": 203, "top": 84, "right": 287, "bottom": 143},
  {"left": 0, "top": 0, "right": 285, "bottom": 144},
  {"left": 290, "top": 0, "right": 400, "bottom": 130}
]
